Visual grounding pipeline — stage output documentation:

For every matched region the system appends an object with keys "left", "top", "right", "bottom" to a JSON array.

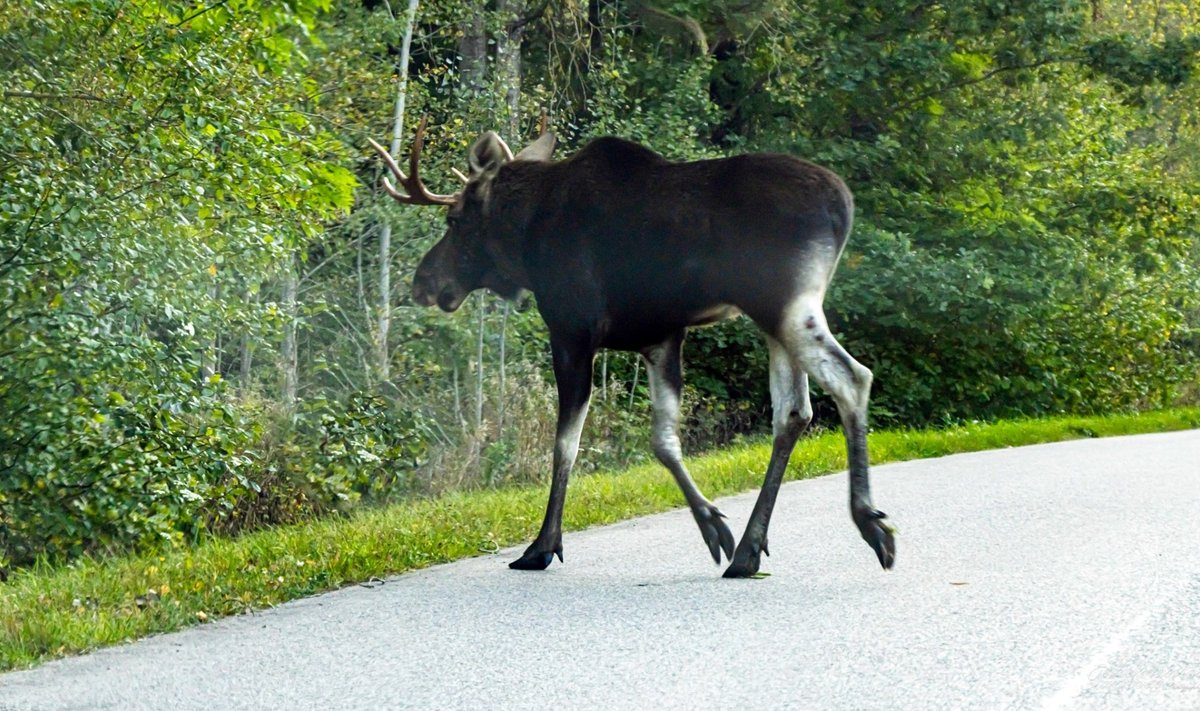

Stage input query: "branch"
[
  {"left": 896, "top": 55, "right": 1082, "bottom": 113},
  {"left": 2, "top": 90, "right": 113, "bottom": 103},
  {"left": 507, "top": 0, "right": 551, "bottom": 35},
  {"left": 0, "top": 314, "right": 23, "bottom": 342},
  {"left": 0, "top": 187, "right": 52, "bottom": 278},
  {"left": 173, "top": 0, "right": 230, "bottom": 27},
  {"left": 639, "top": 5, "right": 708, "bottom": 55}
]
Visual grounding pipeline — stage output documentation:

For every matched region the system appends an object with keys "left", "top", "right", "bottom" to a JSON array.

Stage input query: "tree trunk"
[
  {"left": 491, "top": 1, "right": 525, "bottom": 437},
  {"left": 600, "top": 349, "right": 608, "bottom": 402},
  {"left": 474, "top": 292, "right": 485, "bottom": 433},
  {"left": 458, "top": 5, "right": 486, "bottom": 95},
  {"left": 356, "top": 230, "right": 367, "bottom": 317},
  {"left": 238, "top": 287, "right": 254, "bottom": 392},
  {"left": 239, "top": 333, "right": 253, "bottom": 390},
  {"left": 588, "top": 0, "right": 608, "bottom": 63},
  {"left": 628, "top": 355, "right": 640, "bottom": 410},
  {"left": 498, "top": 302, "right": 510, "bottom": 430},
  {"left": 376, "top": 0, "right": 420, "bottom": 383},
  {"left": 200, "top": 282, "right": 219, "bottom": 382},
  {"left": 281, "top": 256, "right": 298, "bottom": 407},
  {"left": 376, "top": 235, "right": 391, "bottom": 381},
  {"left": 497, "top": 0, "right": 525, "bottom": 139},
  {"left": 452, "top": 359, "right": 464, "bottom": 431}
]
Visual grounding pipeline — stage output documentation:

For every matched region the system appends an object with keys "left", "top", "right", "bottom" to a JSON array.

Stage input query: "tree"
[{"left": 375, "top": 0, "right": 421, "bottom": 383}]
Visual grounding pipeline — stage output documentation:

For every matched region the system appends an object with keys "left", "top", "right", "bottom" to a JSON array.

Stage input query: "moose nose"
[{"left": 412, "top": 276, "right": 437, "bottom": 307}]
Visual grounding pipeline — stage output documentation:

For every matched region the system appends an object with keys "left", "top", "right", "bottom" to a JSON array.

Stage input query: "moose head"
[{"left": 367, "top": 117, "right": 554, "bottom": 313}]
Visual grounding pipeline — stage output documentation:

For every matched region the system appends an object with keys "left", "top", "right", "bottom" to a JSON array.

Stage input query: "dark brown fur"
[{"left": 424, "top": 137, "right": 853, "bottom": 344}]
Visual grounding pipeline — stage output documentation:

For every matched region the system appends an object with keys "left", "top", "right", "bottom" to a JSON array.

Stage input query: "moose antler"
[{"left": 367, "top": 116, "right": 458, "bottom": 206}]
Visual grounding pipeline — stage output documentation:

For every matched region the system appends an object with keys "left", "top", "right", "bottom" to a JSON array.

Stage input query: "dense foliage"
[{"left": 2, "top": 0, "right": 1197, "bottom": 571}]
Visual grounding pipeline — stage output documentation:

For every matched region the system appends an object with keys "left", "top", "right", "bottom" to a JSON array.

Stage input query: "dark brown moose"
[{"left": 368, "top": 118, "right": 895, "bottom": 577}]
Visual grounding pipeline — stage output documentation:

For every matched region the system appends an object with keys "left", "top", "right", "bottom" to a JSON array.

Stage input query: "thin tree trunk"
[
  {"left": 474, "top": 292, "right": 485, "bottom": 432},
  {"left": 497, "top": 302, "right": 509, "bottom": 431},
  {"left": 281, "top": 257, "right": 298, "bottom": 407},
  {"left": 577, "top": 0, "right": 609, "bottom": 114},
  {"left": 239, "top": 333, "right": 253, "bottom": 390},
  {"left": 238, "top": 287, "right": 254, "bottom": 392},
  {"left": 200, "top": 282, "right": 218, "bottom": 381},
  {"left": 458, "top": 5, "right": 486, "bottom": 95},
  {"left": 376, "top": 238, "right": 391, "bottom": 381},
  {"left": 497, "top": 0, "right": 525, "bottom": 139},
  {"left": 628, "top": 355, "right": 640, "bottom": 410},
  {"left": 601, "top": 349, "right": 608, "bottom": 402},
  {"left": 491, "top": 1, "right": 523, "bottom": 440},
  {"left": 356, "top": 230, "right": 366, "bottom": 315},
  {"left": 452, "top": 359, "right": 463, "bottom": 431},
  {"left": 589, "top": 0, "right": 605, "bottom": 59},
  {"left": 376, "top": 0, "right": 420, "bottom": 382}
]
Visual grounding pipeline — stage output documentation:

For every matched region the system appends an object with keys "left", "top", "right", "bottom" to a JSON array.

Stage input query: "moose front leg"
[
  {"left": 510, "top": 338, "right": 594, "bottom": 570},
  {"left": 644, "top": 333, "right": 735, "bottom": 564}
]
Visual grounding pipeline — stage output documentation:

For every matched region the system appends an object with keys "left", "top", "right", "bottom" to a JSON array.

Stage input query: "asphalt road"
[{"left": 3, "top": 430, "right": 1199, "bottom": 710}]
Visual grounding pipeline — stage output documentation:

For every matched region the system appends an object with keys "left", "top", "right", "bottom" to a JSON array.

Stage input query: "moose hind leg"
[
  {"left": 510, "top": 339, "right": 594, "bottom": 570},
  {"left": 724, "top": 336, "right": 812, "bottom": 578},
  {"left": 644, "top": 334, "right": 735, "bottom": 565},
  {"left": 785, "top": 302, "right": 895, "bottom": 569}
]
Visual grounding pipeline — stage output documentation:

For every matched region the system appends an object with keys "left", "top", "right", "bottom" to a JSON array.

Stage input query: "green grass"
[{"left": 3, "top": 407, "right": 1198, "bottom": 671}]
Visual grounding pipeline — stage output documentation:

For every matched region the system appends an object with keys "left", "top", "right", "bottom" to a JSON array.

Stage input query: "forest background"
[{"left": 2, "top": 0, "right": 1198, "bottom": 574}]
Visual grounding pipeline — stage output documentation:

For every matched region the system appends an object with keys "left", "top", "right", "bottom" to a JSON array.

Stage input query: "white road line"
[{"left": 1039, "top": 607, "right": 1156, "bottom": 710}]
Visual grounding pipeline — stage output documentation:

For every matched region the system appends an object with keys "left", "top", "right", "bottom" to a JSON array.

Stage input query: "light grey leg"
[
  {"left": 781, "top": 298, "right": 895, "bottom": 570},
  {"left": 644, "top": 332, "right": 735, "bottom": 564},
  {"left": 724, "top": 335, "right": 812, "bottom": 577},
  {"left": 510, "top": 337, "right": 594, "bottom": 570}
]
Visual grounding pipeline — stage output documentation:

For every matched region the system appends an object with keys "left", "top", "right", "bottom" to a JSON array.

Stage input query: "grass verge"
[{"left": 3, "top": 407, "right": 1198, "bottom": 671}]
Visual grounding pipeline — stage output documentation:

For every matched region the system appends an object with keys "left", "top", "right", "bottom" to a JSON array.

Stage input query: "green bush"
[
  {"left": 829, "top": 217, "right": 1196, "bottom": 424},
  {"left": 0, "top": 329, "right": 255, "bottom": 567},
  {"left": 243, "top": 393, "right": 429, "bottom": 520},
  {"left": 0, "top": 357, "right": 430, "bottom": 569}
]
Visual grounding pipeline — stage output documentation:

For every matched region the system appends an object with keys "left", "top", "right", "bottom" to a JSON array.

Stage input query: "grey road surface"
[{"left": 3, "top": 430, "right": 1199, "bottom": 710}]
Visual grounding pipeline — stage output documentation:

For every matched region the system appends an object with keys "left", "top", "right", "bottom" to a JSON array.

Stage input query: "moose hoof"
[
  {"left": 722, "top": 540, "right": 766, "bottom": 578},
  {"left": 856, "top": 510, "right": 896, "bottom": 570},
  {"left": 694, "top": 505, "right": 735, "bottom": 564},
  {"left": 508, "top": 542, "right": 563, "bottom": 571}
]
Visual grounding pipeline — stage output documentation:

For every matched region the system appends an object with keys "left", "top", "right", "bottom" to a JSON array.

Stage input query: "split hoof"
[
  {"left": 508, "top": 541, "right": 563, "bottom": 571},
  {"left": 694, "top": 505, "right": 735, "bottom": 564},
  {"left": 722, "top": 539, "right": 766, "bottom": 578},
  {"left": 856, "top": 509, "right": 896, "bottom": 570}
]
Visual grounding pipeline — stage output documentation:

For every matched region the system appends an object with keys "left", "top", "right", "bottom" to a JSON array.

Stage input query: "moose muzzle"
[{"left": 412, "top": 268, "right": 468, "bottom": 312}]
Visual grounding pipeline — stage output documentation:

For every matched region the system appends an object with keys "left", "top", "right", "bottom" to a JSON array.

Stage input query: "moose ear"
[
  {"left": 514, "top": 132, "right": 556, "bottom": 162},
  {"left": 468, "top": 131, "right": 513, "bottom": 176}
]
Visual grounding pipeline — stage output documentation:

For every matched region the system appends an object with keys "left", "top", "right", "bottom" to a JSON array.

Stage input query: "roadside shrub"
[
  {"left": 829, "top": 222, "right": 1198, "bottom": 424},
  {"left": 0, "top": 332, "right": 260, "bottom": 568},
  {"left": 0, "top": 370, "right": 430, "bottom": 569},
  {"left": 205, "top": 393, "right": 430, "bottom": 535}
]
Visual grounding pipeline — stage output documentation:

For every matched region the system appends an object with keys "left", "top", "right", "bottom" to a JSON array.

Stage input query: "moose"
[{"left": 368, "top": 118, "right": 894, "bottom": 578}]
